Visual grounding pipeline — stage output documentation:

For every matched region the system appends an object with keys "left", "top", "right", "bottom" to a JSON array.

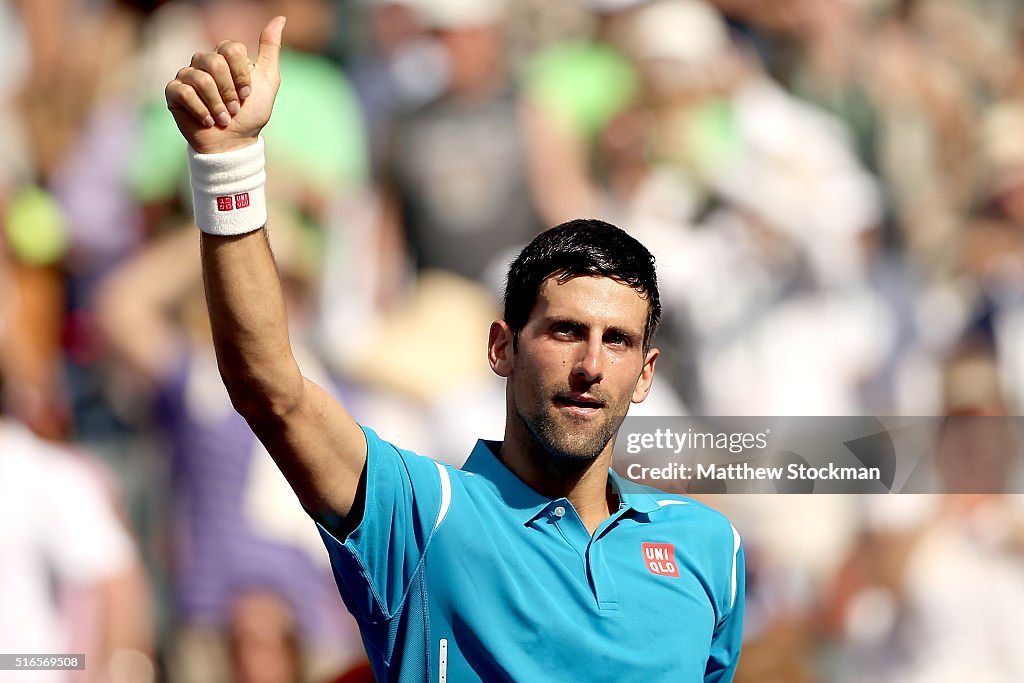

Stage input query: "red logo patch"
[
  {"left": 234, "top": 192, "right": 250, "bottom": 209},
  {"left": 642, "top": 542, "right": 680, "bottom": 578},
  {"left": 216, "top": 196, "right": 234, "bottom": 212}
]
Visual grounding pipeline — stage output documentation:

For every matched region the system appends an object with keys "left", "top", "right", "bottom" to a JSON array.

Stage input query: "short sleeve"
[
  {"left": 316, "top": 426, "right": 446, "bottom": 624},
  {"left": 704, "top": 529, "right": 745, "bottom": 683}
]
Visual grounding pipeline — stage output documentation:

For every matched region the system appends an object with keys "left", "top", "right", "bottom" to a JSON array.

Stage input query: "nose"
[{"left": 573, "top": 336, "right": 604, "bottom": 385}]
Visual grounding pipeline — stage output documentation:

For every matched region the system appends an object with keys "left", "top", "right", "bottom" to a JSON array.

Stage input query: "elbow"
[{"left": 220, "top": 365, "right": 305, "bottom": 422}]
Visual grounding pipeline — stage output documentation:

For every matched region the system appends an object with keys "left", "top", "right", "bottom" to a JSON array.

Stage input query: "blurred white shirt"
[{"left": 0, "top": 420, "right": 135, "bottom": 682}]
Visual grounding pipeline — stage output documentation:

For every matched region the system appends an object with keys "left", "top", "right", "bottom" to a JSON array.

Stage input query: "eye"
[
  {"left": 552, "top": 321, "right": 580, "bottom": 338},
  {"left": 606, "top": 332, "right": 627, "bottom": 346}
]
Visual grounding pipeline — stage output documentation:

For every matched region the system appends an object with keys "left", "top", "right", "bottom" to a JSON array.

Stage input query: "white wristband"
[{"left": 187, "top": 136, "right": 268, "bottom": 235}]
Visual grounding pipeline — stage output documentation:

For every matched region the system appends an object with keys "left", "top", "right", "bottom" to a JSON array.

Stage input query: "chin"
[
  {"left": 528, "top": 412, "right": 617, "bottom": 463},
  {"left": 544, "top": 439, "right": 604, "bottom": 463}
]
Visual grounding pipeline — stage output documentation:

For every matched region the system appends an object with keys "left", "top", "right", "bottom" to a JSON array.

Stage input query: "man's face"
[{"left": 497, "top": 275, "right": 658, "bottom": 462}]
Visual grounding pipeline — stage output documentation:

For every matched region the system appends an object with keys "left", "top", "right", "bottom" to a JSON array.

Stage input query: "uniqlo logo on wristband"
[
  {"left": 216, "top": 196, "right": 234, "bottom": 211},
  {"left": 234, "top": 192, "right": 250, "bottom": 209}
]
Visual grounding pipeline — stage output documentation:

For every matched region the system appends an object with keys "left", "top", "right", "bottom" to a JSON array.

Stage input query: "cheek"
[
  {"left": 614, "top": 361, "right": 645, "bottom": 396},
  {"left": 517, "top": 344, "right": 569, "bottom": 377},
  {"left": 512, "top": 351, "right": 568, "bottom": 400}
]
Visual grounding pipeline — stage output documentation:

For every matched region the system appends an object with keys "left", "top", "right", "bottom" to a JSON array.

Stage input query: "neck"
[{"left": 499, "top": 420, "right": 619, "bottom": 534}]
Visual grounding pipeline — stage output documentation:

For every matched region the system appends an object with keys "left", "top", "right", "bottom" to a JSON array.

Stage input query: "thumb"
[{"left": 257, "top": 16, "right": 286, "bottom": 71}]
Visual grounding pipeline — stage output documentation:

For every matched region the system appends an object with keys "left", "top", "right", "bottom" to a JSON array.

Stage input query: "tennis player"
[{"left": 166, "top": 16, "right": 743, "bottom": 681}]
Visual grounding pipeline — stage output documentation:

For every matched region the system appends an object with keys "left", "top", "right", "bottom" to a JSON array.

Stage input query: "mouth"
[{"left": 554, "top": 394, "right": 606, "bottom": 415}]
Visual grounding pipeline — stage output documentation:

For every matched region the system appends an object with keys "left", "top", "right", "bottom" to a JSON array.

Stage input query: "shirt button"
[{"left": 553, "top": 506, "right": 566, "bottom": 518}]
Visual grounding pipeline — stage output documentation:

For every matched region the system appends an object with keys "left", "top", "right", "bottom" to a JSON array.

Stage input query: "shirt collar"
[
  {"left": 462, "top": 440, "right": 664, "bottom": 524},
  {"left": 462, "top": 440, "right": 552, "bottom": 525},
  {"left": 607, "top": 467, "right": 663, "bottom": 516}
]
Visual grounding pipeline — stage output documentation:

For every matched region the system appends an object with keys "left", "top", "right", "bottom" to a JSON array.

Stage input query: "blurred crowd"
[{"left": 2, "top": 0, "right": 1024, "bottom": 680}]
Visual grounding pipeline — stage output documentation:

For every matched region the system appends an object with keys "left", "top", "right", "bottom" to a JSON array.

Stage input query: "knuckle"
[
  {"left": 176, "top": 66, "right": 191, "bottom": 80},
  {"left": 192, "top": 52, "right": 219, "bottom": 72},
  {"left": 164, "top": 80, "right": 181, "bottom": 103},
  {"left": 189, "top": 68, "right": 216, "bottom": 89},
  {"left": 219, "top": 41, "right": 247, "bottom": 58}
]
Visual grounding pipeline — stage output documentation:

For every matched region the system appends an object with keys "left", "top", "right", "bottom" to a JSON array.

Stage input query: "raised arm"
[{"left": 164, "top": 17, "right": 367, "bottom": 522}]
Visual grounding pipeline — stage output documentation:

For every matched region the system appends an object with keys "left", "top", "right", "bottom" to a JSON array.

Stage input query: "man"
[{"left": 165, "top": 16, "right": 743, "bottom": 681}]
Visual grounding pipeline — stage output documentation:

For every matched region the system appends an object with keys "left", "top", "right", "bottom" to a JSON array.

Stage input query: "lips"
[{"left": 554, "top": 394, "right": 606, "bottom": 413}]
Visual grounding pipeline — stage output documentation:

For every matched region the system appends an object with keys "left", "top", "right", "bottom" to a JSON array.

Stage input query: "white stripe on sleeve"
[
  {"left": 730, "top": 524, "right": 741, "bottom": 609},
  {"left": 433, "top": 462, "right": 452, "bottom": 531}
]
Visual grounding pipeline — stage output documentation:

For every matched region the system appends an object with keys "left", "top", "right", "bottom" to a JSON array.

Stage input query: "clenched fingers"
[
  {"left": 165, "top": 79, "right": 215, "bottom": 127},
  {"left": 175, "top": 64, "right": 231, "bottom": 127},
  {"left": 216, "top": 40, "right": 254, "bottom": 100},
  {"left": 191, "top": 51, "right": 240, "bottom": 115}
]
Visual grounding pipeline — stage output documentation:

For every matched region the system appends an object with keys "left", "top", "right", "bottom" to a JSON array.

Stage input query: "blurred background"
[{"left": 2, "top": 0, "right": 1024, "bottom": 680}]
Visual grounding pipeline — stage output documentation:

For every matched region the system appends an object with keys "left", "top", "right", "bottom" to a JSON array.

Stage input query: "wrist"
[
  {"left": 188, "top": 136, "right": 268, "bottom": 235},
  {"left": 192, "top": 136, "right": 261, "bottom": 155}
]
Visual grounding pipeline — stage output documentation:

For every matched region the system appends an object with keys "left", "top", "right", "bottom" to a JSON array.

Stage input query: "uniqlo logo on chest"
[
  {"left": 642, "top": 542, "right": 680, "bottom": 578},
  {"left": 216, "top": 196, "right": 234, "bottom": 212},
  {"left": 234, "top": 192, "right": 250, "bottom": 209}
]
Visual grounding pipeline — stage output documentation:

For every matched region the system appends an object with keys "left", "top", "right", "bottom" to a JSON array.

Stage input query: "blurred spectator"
[
  {"left": 379, "top": 0, "right": 545, "bottom": 290},
  {"left": 0, "top": 255, "right": 153, "bottom": 681},
  {"left": 0, "top": 0, "right": 82, "bottom": 438},
  {"left": 823, "top": 348, "right": 1024, "bottom": 682},
  {"left": 348, "top": 0, "right": 447, "bottom": 176},
  {"left": 96, "top": 226, "right": 360, "bottom": 682},
  {"left": 826, "top": 493, "right": 1024, "bottom": 683},
  {"left": 867, "top": 7, "right": 976, "bottom": 275},
  {"left": 228, "top": 589, "right": 304, "bottom": 683},
  {"left": 520, "top": 0, "right": 645, "bottom": 223},
  {"left": 0, "top": 418, "right": 155, "bottom": 683}
]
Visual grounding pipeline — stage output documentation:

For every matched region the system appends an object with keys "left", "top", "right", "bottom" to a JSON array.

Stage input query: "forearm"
[
  {"left": 169, "top": 17, "right": 368, "bottom": 516},
  {"left": 201, "top": 229, "right": 304, "bottom": 417}
]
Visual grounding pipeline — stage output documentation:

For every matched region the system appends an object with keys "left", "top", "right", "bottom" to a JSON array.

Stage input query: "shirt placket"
[{"left": 546, "top": 500, "right": 625, "bottom": 611}]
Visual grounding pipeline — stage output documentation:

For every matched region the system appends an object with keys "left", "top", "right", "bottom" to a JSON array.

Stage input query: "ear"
[
  {"left": 631, "top": 347, "right": 659, "bottom": 403},
  {"left": 488, "top": 320, "right": 515, "bottom": 378}
]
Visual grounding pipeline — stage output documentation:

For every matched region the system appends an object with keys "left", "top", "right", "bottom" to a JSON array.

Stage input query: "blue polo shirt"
[{"left": 317, "top": 426, "right": 744, "bottom": 682}]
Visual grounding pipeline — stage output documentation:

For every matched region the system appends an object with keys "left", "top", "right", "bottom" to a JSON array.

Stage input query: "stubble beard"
[{"left": 519, "top": 398, "right": 624, "bottom": 465}]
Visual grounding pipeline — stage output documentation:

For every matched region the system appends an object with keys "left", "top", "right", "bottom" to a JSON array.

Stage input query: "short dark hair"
[{"left": 503, "top": 219, "right": 661, "bottom": 352}]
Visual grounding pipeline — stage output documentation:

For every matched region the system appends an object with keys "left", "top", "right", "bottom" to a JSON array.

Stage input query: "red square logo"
[
  {"left": 234, "top": 192, "right": 250, "bottom": 209},
  {"left": 216, "top": 196, "right": 234, "bottom": 212},
  {"left": 642, "top": 542, "right": 680, "bottom": 578}
]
